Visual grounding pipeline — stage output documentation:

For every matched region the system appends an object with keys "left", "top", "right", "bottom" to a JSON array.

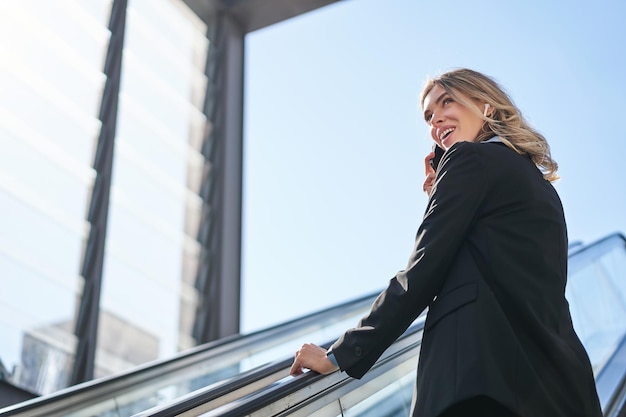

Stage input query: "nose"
[{"left": 430, "top": 110, "right": 444, "bottom": 127}]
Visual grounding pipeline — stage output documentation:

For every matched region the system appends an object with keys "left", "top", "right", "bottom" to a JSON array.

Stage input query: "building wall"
[{"left": 0, "top": 0, "right": 212, "bottom": 395}]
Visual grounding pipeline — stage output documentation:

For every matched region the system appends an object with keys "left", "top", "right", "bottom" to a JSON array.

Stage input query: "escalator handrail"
[
  {"left": 131, "top": 358, "right": 293, "bottom": 417},
  {"left": 0, "top": 290, "right": 379, "bottom": 416},
  {"left": 136, "top": 317, "right": 426, "bottom": 417},
  {"left": 568, "top": 233, "right": 626, "bottom": 274},
  {"left": 596, "top": 332, "right": 626, "bottom": 415}
]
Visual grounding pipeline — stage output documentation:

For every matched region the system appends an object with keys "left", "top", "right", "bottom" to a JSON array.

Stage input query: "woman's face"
[{"left": 422, "top": 84, "right": 485, "bottom": 150}]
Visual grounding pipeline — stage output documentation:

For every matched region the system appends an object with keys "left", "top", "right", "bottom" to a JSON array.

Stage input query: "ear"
[{"left": 483, "top": 103, "right": 496, "bottom": 117}]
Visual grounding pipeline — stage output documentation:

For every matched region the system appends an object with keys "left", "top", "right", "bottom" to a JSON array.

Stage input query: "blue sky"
[{"left": 240, "top": 0, "right": 626, "bottom": 333}]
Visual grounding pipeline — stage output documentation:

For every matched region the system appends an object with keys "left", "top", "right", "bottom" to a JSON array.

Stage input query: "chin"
[{"left": 441, "top": 139, "right": 454, "bottom": 150}]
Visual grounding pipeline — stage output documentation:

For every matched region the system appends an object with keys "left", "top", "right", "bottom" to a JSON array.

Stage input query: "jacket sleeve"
[{"left": 330, "top": 141, "right": 490, "bottom": 379}]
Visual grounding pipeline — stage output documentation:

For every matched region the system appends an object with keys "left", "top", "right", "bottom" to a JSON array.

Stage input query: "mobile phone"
[{"left": 430, "top": 145, "right": 445, "bottom": 171}]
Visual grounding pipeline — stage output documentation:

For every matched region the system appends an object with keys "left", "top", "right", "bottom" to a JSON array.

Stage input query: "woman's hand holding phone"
[
  {"left": 423, "top": 150, "right": 436, "bottom": 197},
  {"left": 423, "top": 145, "right": 444, "bottom": 197}
]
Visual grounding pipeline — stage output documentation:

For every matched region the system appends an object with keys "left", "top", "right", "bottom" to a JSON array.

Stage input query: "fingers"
[
  {"left": 290, "top": 345, "right": 312, "bottom": 376},
  {"left": 423, "top": 173, "right": 435, "bottom": 188},
  {"left": 289, "top": 349, "right": 303, "bottom": 376},
  {"left": 289, "top": 361, "right": 305, "bottom": 376},
  {"left": 423, "top": 173, "right": 435, "bottom": 195},
  {"left": 423, "top": 148, "right": 438, "bottom": 197},
  {"left": 424, "top": 151, "right": 436, "bottom": 176},
  {"left": 290, "top": 343, "right": 337, "bottom": 377}
]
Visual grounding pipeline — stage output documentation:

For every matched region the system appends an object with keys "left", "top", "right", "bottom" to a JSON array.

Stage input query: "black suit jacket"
[{"left": 330, "top": 140, "right": 602, "bottom": 417}]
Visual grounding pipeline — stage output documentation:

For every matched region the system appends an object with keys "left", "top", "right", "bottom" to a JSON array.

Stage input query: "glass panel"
[
  {"left": 0, "top": 68, "right": 100, "bottom": 166},
  {"left": 0, "top": 29, "right": 106, "bottom": 121},
  {"left": 342, "top": 369, "right": 415, "bottom": 417},
  {"left": 0, "top": 0, "right": 110, "bottom": 395},
  {"left": 0, "top": 254, "right": 79, "bottom": 395},
  {"left": 80, "top": 0, "right": 114, "bottom": 25},
  {"left": 0, "top": 191, "right": 85, "bottom": 290},
  {"left": 99, "top": 0, "right": 210, "bottom": 378},
  {"left": 7, "top": 0, "right": 111, "bottom": 68},
  {"left": 116, "top": 107, "right": 192, "bottom": 189},
  {"left": 566, "top": 243, "right": 626, "bottom": 373},
  {"left": 110, "top": 148, "right": 187, "bottom": 231},
  {"left": 0, "top": 130, "right": 93, "bottom": 221}
]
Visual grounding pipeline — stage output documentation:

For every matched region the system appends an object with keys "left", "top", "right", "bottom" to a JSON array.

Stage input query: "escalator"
[
  {"left": 2, "top": 234, "right": 626, "bottom": 416},
  {"left": 132, "top": 317, "right": 425, "bottom": 417},
  {"left": 0, "top": 292, "right": 377, "bottom": 417},
  {"left": 132, "top": 233, "right": 626, "bottom": 417}
]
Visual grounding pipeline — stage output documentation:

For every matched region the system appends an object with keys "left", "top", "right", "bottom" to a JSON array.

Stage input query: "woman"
[{"left": 290, "top": 68, "right": 602, "bottom": 417}]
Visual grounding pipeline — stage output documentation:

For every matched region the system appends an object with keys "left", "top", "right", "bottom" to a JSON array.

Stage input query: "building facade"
[
  {"left": 0, "top": 0, "right": 339, "bottom": 401},
  {"left": 0, "top": 0, "right": 220, "bottom": 397}
]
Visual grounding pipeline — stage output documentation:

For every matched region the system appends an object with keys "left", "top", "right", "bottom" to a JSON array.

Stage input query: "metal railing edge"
[
  {"left": 147, "top": 317, "right": 426, "bottom": 417},
  {"left": 0, "top": 291, "right": 380, "bottom": 416}
]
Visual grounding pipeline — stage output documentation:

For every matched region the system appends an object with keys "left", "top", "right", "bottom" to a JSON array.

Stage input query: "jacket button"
[{"left": 355, "top": 347, "right": 363, "bottom": 356}]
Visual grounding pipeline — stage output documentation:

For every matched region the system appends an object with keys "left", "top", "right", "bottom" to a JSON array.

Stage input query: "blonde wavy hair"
[{"left": 420, "top": 68, "right": 559, "bottom": 182}]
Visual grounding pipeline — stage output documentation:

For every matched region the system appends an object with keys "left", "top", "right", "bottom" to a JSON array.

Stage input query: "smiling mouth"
[{"left": 439, "top": 127, "right": 455, "bottom": 141}]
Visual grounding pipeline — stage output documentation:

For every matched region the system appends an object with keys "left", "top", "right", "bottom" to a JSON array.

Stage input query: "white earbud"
[{"left": 483, "top": 103, "right": 490, "bottom": 117}]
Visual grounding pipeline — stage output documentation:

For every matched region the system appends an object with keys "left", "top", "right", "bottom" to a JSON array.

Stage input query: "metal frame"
[
  {"left": 183, "top": 0, "right": 342, "bottom": 33},
  {"left": 192, "top": 9, "right": 245, "bottom": 343},
  {"left": 71, "top": 0, "right": 127, "bottom": 385},
  {"left": 187, "top": 0, "right": 341, "bottom": 343}
]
